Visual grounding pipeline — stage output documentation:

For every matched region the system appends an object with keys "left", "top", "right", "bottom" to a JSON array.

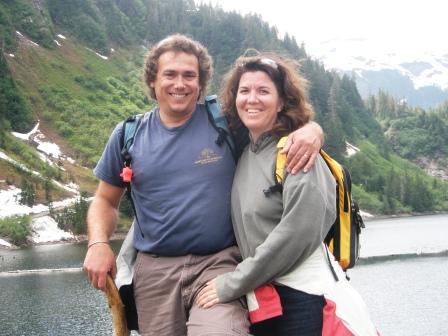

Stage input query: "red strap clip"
[{"left": 120, "top": 166, "right": 133, "bottom": 183}]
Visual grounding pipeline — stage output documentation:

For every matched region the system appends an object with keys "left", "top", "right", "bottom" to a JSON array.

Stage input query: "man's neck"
[{"left": 158, "top": 108, "right": 195, "bottom": 128}]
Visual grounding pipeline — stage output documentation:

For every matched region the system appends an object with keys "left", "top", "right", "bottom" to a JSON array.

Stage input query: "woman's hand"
[
  {"left": 196, "top": 278, "right": 221, "bottom": 309},
  {"left": 281, "top": 121, "right": 323, "bottom": 174}
]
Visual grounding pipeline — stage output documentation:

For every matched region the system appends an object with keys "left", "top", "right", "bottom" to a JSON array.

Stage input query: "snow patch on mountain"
[
  {"left": 1, "top": 123, "right": 80, "bottom": 219},
  {"left": 346, "top": 142, "right": 360, "bottom": 157},
  {"left": 12, "top": 121, "right": 74, "bottom": 162},
  {"left": 31, "top": 216, "right": 74, "bottom": 243},
  {"left": 0, "top": 150, "right": 40, "bottom": 176},
  {"left": 15, "top": 31, "right": 40, "bottom": 48},
  {"left": 0, "top": 184, "right": 81, "bottom": 219},
  {"left": 0, "top": 238, "right": 12, "bottom": 247},
  {"left": 309, "top": 38, "right": 448, "bottom": 91},
  {"left": 11, "top": 122, "right": 39, "bottom": 140},
  {"left": 84, "top": 47, "right": 109, "bottom": 60},
  {"left": 0, "top": 187, "right": 46, "bottom": 218}
]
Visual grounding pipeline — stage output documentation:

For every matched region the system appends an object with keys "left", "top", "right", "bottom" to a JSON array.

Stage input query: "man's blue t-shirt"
[{"left": 94, "top": 104, "right": 236, "bottom": 256}]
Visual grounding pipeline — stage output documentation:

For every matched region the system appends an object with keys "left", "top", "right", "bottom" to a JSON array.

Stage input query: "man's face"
[{"left": 150, "top": 51, "right": 201, "bottom": 121}]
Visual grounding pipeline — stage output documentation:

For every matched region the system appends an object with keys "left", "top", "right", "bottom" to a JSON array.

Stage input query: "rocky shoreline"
[
  {"left": 0, "top": 230, "right": 129, "bottom": 250},
  {"left": 3, "top": 211, "right": 447, "bottom": 250}
]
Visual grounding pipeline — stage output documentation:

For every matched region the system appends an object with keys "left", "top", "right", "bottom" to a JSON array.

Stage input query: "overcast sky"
[{"left": 198, "top": 0, "right": 446, "bottom": 58}]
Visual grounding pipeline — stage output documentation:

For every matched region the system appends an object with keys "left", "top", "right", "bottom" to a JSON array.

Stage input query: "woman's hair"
[
  {"left": 143, "top": 34, "right": 213, "bottom": 100},
  {"left": 221, "top": 51, "right": 314, "bottom": 138}
]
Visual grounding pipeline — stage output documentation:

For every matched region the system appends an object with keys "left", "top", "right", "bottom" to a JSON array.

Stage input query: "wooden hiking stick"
[{"left": 105, "top": 274, "right": 130, "bottom": 336}]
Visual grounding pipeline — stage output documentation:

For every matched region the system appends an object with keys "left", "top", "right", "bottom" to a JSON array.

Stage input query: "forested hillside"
[
  {"left": 367, "top": 91, "right": 448, "bottom": 165},
  {"left": 1, "top": 0, "right": 447, "bottom": 224}
]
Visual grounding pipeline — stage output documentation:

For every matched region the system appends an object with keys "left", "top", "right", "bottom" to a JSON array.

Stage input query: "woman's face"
[{"left": 236, "top": 71, "right": 283, "bottom": 142}]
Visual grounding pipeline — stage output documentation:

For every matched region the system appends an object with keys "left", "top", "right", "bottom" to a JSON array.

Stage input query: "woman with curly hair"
[{"left": 197, "top": 52, "right": 378, "bottom": 336}]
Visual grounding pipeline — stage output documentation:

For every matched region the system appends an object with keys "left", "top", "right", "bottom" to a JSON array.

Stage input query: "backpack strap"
[
  {"left": 204, "top": 95, "right": 237, "bottom": 160},
  {"left": 320, "top": 149, "right": 350, "bottom": 213},
  {"left": 120, "top": 115, "right": 142, "bottom": 168},
  {"left": 119, "top": 114, "right": 144, "bottom": 238},
  {"left": 263, "top": 136, "right": 288, "bottom": 197},
  {"left": 275, "top": 137, "right": 288, "bottom": 185}
]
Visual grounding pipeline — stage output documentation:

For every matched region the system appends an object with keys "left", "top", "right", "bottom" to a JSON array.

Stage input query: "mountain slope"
[{"left": 0, "top": 0, "right": 447, "bottom": 222}]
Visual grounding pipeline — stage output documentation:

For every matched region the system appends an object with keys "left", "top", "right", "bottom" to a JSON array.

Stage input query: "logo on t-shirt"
[{"left": 195, "top": 148, "right": 223, "bottom": 165}]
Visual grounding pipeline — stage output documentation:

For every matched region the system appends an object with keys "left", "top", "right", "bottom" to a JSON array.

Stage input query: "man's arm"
[
  {"left": 83, "top": 181, "right": 125, "bottom": 291},
  {"left": 281, "top": 121, "right": 324, "bottom": 174}
]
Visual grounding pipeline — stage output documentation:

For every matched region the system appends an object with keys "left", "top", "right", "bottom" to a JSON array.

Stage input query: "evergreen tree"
[
  {"left": 324, "top": 77, "right": 346, "bottom": 161},
  {"left": 0, "top": 52, "right": 34, "bottom": 132},
  {"left": 411, "top": 174, "right": 434, "bottom": 212},
  {"left": 19, "top": 179, "right": 36, "bottom": 206},
  {"left": 55, "top": 192, "right": 89, "bottom": 234}
]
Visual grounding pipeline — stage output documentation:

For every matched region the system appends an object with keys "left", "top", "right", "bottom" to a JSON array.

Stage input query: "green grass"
[
  {"left": 0, "top": 215, "right": 31, "bottom": 245},
  {"left": 7, "top": 38, "right": 153, "bottom": 170},
  {"left": 2, "top": 133, "right": 60, "bottom": 177}
]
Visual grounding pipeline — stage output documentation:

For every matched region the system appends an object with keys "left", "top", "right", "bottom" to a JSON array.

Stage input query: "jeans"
[{"left": 250, "top": 285, "right": 325, "bottom": 336}]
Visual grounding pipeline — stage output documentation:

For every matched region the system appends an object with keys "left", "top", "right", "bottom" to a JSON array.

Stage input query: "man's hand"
[
  {"left": 83, "top": 181, "right": 124, "bottom": 291},
  {"left": 196, "top": 278, "right": 221, "bottom": 309},
  {"left": 83, "top": 242, "right": 116, "bottom": 291},
  {"left": 281, "top": 121, "right": 323, "bottom": 174}
]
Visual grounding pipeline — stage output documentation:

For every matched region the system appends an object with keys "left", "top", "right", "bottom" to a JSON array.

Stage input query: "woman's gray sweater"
[{"left": 216, "top": 134, "right": 337, "bottom": 302}]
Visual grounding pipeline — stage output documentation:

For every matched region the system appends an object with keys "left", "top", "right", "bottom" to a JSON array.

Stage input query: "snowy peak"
[
  {"left": 308, "top": 38, "right": 448, "bottom": 108},
  {"left": 311, "top": 38, "right": 448, "bottom": 90}
]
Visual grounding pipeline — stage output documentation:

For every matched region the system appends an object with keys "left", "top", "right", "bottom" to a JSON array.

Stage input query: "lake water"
[{"left": 0, "top": 214, "right": 447, "bottom": 336}]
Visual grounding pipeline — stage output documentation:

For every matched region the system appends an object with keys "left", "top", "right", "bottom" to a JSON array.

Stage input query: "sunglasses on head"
[{"left": 238, "top": 57, "right": 278, "bottom": 70}]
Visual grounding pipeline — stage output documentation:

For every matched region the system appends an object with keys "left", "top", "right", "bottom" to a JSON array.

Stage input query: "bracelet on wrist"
[{"left": 87, "top": 241, "right": 109, "bottom": 249}]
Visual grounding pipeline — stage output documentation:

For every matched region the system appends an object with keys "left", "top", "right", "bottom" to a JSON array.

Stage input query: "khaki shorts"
[{"left": 133, "top": 246, "right": 250, "bottom": 336}]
